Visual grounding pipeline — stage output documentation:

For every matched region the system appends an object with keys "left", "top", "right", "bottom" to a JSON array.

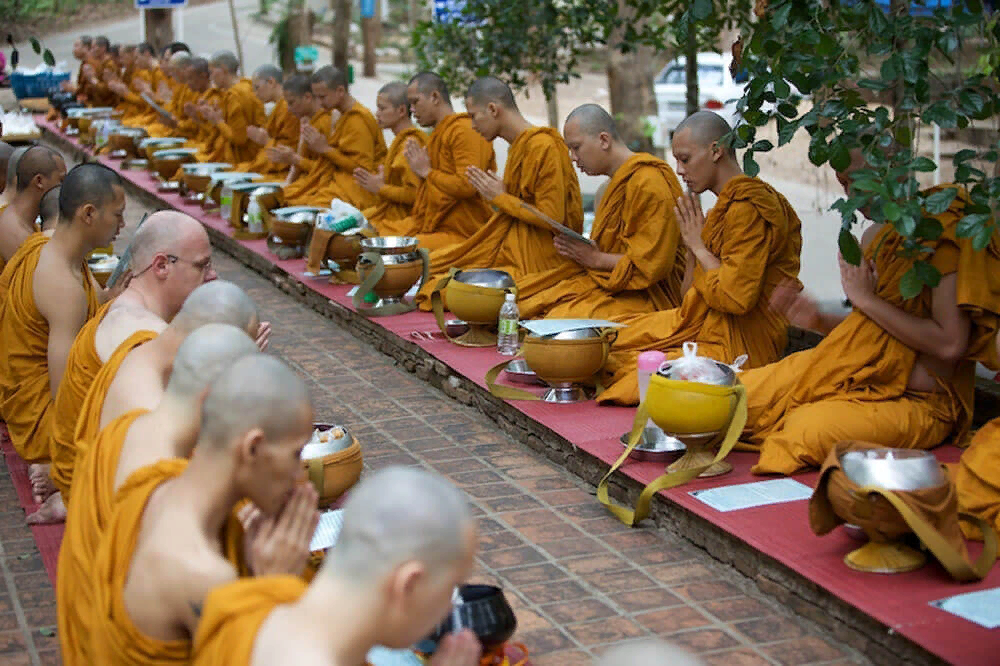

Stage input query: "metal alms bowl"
[
  {"left": 452, "top": 268, "right": 515, "bottom": 290},
  {"left": 446, "top": 269, "right": 515, "bottom": 326},
  {"left": 181, "top": 162, "right": 231, "bottom": 175},
  {"left": 839, "top": 448, "right": 947, "bottom": 492},
  {"left": 361, "top": 235, "right": 419, "bottom": 255},
  {"left": 152, "top": 148, "right": 199, "bottom": 159},
  {"left": 657, "top": 359, "right": 738, "bottom": 387},
  {"left": 522, "top": 327, "right": 615, "bottom": 386},
  {"left": 426, "top": 585, "right": 517, "bottom": 649},
  {"left": 645, "top": 363, "right": 741, "bottom": 437}
]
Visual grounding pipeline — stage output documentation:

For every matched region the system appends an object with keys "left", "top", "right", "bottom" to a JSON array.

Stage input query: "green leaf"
[
  {"left": 808, "top": 138, "right": 829, "bottom": 166},
  {"left": 839, "top": 228, "right": 862, "bottom": 266},
  {"left": 773, "top": 79, "right": 791, "bottom": 99},
  {"left": 691, "top": 0, "right": 713, "bottom": 21},
  {"left": 973, "top": 227, "right": 995, "bottom": 251},
  {"left": 923, "top": 188, "right": 958, "bottom": 215},
  {"left": 43, "top": 50, "right": 55, "bottom": 67},
  {"left": 914, "top": 261, "right": 942, "bottom": 288},
  {"left": 743, "top": 151, "right": 760, "bottom": 178},
  {"left": 957, "top": 212, "right": 992, "bottom": 237},
  {"left": 899, "top": 265, "right": 925, "bottom": 299},
  {"left": 914, "top": 216, "right": 944, "bottom": 240},
  {"left": 30, "top": 37, "right": 40, "bottom": 54},
  {"left": 752, "top": 139, "right": 774, "bottom": 152},
  {"left": 858, "top": 79, "right": 890, "bottom": 91},
  {"left": 771, "top": 2, "right": 792, "bottom": 29},
  {"left": 829, "top": 141, "right": 851, "bottom": 171},
  {"left": 778, "top": 117, "right": 798, "bottom": 145},
  {"left": 953, "top": 149, "right": 978, "bottom": 164},
  {"left": 910, "top": 157, "right": 937, "bottom": 172},
  {"left": 882, "top": 201, "right": 902, "bottom": 221}
]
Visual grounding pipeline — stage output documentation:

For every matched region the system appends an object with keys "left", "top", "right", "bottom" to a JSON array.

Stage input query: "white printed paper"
[
  {"left": 366, "top": 646, "right": 424, "bottom": 666},
  {"left": 519, "top": 319, "right": 625, "bottom": 337},
  {"left": 930, "top": 587, "right": 1000, "bottom": 629},
  {"left": 309, "top": 509, "right": 345, "bottom": 552},
  {"left": 689, "top": 478, "right": 813, "bottom": 512}
]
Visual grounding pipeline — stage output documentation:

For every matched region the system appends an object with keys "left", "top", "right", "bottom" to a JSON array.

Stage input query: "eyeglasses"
[{"left": 166, "top": 254, "right": 213, "bottom": 274}]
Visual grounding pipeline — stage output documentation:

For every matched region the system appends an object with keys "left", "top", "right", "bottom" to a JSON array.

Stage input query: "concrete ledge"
[{"left": 48, "top": 128, "right": 984, "bottom": 665}]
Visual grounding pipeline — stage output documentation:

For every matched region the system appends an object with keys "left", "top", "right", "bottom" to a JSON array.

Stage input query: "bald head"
[
  {"left": 38, "top": 186, "right": 60, "bottom": 231},
  {"left": 5, "top": 146, "right": 29, "bottom": 191},
  {"left": 311, "top": 65, "right": 349, "bottom": 90},
  {"left": 675, "top": 111, "right": 735, "bottom": 156},
  {"left": 129, "top": 210, "right": 209, "bottom": 270},
  {"left": 171, "top": 280, "right": 259, "bottom": 337},
  {"left": 199, "top": 355, "right": 311, "bottom": 450},
  {"left": 466, "top": 76, "right": 517, "bottom": 110},
  {"left": 188, "top": 57, "right": 210, "bottom": 78},
  {"left": 253, "top": 64, "right": 283, "bottom": 84},
  {"left": 165, "top": 323, "right": 258, "bottom": 398},
  {"left": 169, "top": 51, "right": 191, "bottom": 67},
  {"left": 565, "top": 104, "right": 621, "bottom": 141},
  {"left": 378, "top": 81, "right": 408, "bottom": 110},
  {"left": 328, "top": 466, "right": 474, "bottom": 583},
  {"left": 409, "top": 71, "right": 451, "bottom": 106},
  {"left": 0, "top": 141, "right": 13, "bottom": 193},
  {"left": 16, "top": 146, "right": 63, "bottom": 193},
  {"left": 210, "top": 50, "right": 240, "bottom": 74},
  {"left": 59, "top": 163, "right": 121, "bottom": 221},
  {"left": 596, "top": 640, "right": 704, "bottom": 666}
]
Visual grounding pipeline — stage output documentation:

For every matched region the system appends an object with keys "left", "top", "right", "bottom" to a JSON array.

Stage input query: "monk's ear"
[
  {"left": 710, "top": 141, "right": 725, "bottom": 163},
  {"left": 487, "top": 102, "right": 499, "bottom": 118},
  {"left": 238, "top": 427, "right": 265, "bottom": 463},
  {"left": 389, "top": 560, "right": 425, "bottom": 606},
  {"left": 80, "top": 202, "right": 98, "bottom": 225}
]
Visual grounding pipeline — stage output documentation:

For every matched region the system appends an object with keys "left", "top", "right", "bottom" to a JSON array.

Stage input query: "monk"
[
  {"left": 191, "top": 466, "right": 480, "bottom": 666},
  {"left": 79, "top": 36, "right": 117, "bottom": 108},
  {"left": 42, "top": 212, "right": 225, "bottom": 520},
  {"left": 195, "top": 51, "right": 267, "bottom": 165},
  {"left": 414, "top": 76, "right": 583, "bottom": 308},
  {"left": 229, "top": 65, "right": 300, "bottom": 177},
  {"left": 60, "top": 35, "right": 92, "bottom": 97},
  {"left": 177, "top": 58, "right": 220, "bottom": 148},
  {"left": 740, "top": 150, "right": 1000, "bottom": 475},
  {"left": 109, "top": 43, "right": 160, "bottom": 127},
  {"left": 264, "top": 74, "right": 326, "bottom": 179},
  {"left": 280, "top": 65, "right": 386, "bottom": 209},
  {"left": 0, "top": 142, "right": 20, "bottom": 212},
  {"left": 503, "top": 104, "right": 685, "bottom": 321},
  {"left": 597, "top": 111, "right": 804, "bottom": 406},
  {"left": 0, "top": 140, "right": 13, "bottom": 201},
  {"left": 373, "top": 72, "right": 496, "bottom": 251},
  {"left": 144, "top": 51, "right": 194, "bottom": 137},
  {"left": 0, "top": 145, "right": 66, "bottom": 266},
  {"left": 58, "top": 323, "right": 259, "bottom": 666},
  {"left": 0, "top": 164, "right": 124, "bottom": 463},
  {"left": 90, "top": 354, "right": 320, "bottom": 664},
  {"left": 38, "top": 185, "right": 60, "bottom": 234},
  {"left": 354, "top": 81, "right": 428, "bottom": 226}
]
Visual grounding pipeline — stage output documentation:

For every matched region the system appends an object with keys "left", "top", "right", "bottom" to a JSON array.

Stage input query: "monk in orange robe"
[
  {"left": 40, "top": 212, "right": 223, "bottom": 523},
  {"left": 191, "top": 467, "right": 480, "bottom": 666},
  {"left": 954, "top": 418, "right": 1000, "bottom": 541},
  {"left": 144, "top": 52, "right": 196, "bottom": 138},
  {"left": 192, "top": 51, "right": 267, "bottom": 165},
  {"left": 0, "top": 164, "right": 124, "bottom": 463},
  {"left": 414, "top": 76, "right": 582, "bottom": 309},
  {"left": 109, "top": 43, "right": 161, "bottom": 127},
  {"left": 89, "top": 355, "right": 319, "bottom": 664},
  {"left": 0, "top": 141, "right": 13, "bottom": 202},
  {"left": 60, "top": 36, "right": 92, "bottom": 97},
  {"left": 740, "top": 154, "right": 1000, "bottom": 476},
  {"left": 57, "top": 322, "right": 259, "bottom": 666},
  {"left": 78, "top": 36, "right": 118, "bottom": 108},
  {"left": 500, "top": 104, "right": 685, "bottom": 321},
  {"left": 279, "top": 66, "right": 386, "bottom": 209},
  {"left": 229, "top": 65, "right": 300, "bottom": 176},
  {"left": 353, "top": 81, "right": 428, "bottom": 226},
  {"left": 373, "top": 72, "right": 496, "bottom": 250},
  {"left": 598, "top": 111, "right": 803, "bottom": 406},
  {"left": 0, "top": 146, "right": 66, "bottom": 269}
]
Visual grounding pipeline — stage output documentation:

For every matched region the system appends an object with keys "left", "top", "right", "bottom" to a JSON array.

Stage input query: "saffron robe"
[
  {"left": 597, "top": 176, "right": 804, "bottom": 406},
  {"left": 231, "top": 98, "right": 300, "bottom": 176},
  {"left": 741, "top": 189, "right": 1000, "bottom": 476},
  {"left": 58, "top": 329, "right": 157, "bottom": 504},
  {"left": 374, "top": 113, "right": 496, "bottom": 251},
  {"left": 363, "top": 127, "right": 429, "bottom": 225},
  {"left": 0, "top": 234, "right": 99, "bottom": 461},
  {"left": 284, "top": 101, "right": 387, "bottom": 209},
  {"left": 954, "top": 419, "right": 1000, "bottom": 540},
  {"left": 279, "top": 108, "right": 332, "bottom": 198},
  {"left": 413, "top": 126, "right": 584, "bottom": 309},
  {"left": 191, "top": 576, "right": 307, "bottom": 666},
  {"left": 512, "top": 153, "right": 685, "bottom": 321},
  {"left": 47, "top": 300, "right": 115, "bottom": 496},
  {"left": 199, "top": 78, "right": 267, "bottom": 165},
  {"left": 57, "top": 409, "right": 148, "bottom": 666}
]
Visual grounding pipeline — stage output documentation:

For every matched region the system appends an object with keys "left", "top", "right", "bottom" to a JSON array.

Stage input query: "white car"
[{"left": 653, "top": 52, "right": 744, "bottom": 145}]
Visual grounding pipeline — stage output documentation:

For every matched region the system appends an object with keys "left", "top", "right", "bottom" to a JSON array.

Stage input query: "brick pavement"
[{"left": 0, "top": 246, "right": 865, "bottom": 665}]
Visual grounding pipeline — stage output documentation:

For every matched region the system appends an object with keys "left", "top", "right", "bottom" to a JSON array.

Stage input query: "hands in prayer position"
[
  {"left": 157, "top": 81, "right": 173, "bottom": 102},
  {"left": 675, "top": 192, "right": 721, "bottom": 271},
  {"left": 242, "top": 484, "right": 319, "bottom": 577},
  {"left": 199, "top": 103, "right": 224, "bottom": 125},
  {"left": 554, "top": 235, "right": 612, "bottom": 270},
  {"left": 353, "top": 165, "right": 385, "bottom": 194},
  {"left": 108, "top": 81, "right": 129, "bottom": 97},
  {"left": 183, "top": 101, "right": 200, "bottom": 120},
  {"left": 466, "top": 166, "right": 504, "bottom": 201},
  {"left": 404, "top": 137, "right": 432, "bottom": 179},
  {"left": 247, "top": 126, "right": 270, "bottom": 146},
  {"left": 266, "top": 144, "right": 298, "bottom": 166},
  {"left": 301, "top": 124, "right": 329, "bottom": 155},
  {"left": 839, "top": 253, "right": 878, "bottom": 308}
]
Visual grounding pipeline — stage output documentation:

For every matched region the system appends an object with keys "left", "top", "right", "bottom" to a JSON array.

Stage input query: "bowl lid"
[
  {"left": 839, "top": 448, "right": 946, "bottom": 491},
  {"left": 229, "top": 181, "right": 282, "bottom": 192},
  {"left": 532, "top": 327, "right": 604, "bottom": 340},
  {"left": 454, "top": 268, "right": 515, "bottom": 289},
  {"left": 153, "top": 148, "right": 198, "bottom": 158},
  {"left": 181, "top": 162, "right": 231, "bottom": 173},
  {"left": 210, "top": 171, "right": 260, "bottom": 183},
  {"left": 360, "top": 236, "right": 419, "bottom": 252}
]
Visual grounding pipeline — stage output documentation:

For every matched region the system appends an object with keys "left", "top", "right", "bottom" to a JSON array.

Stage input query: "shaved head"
[
  {"left": 0, "top": 141, "right": 13, "bottom": 192},
  {"left": 129, "top": 210, "right": 209, "bottom": 270},
  {"left": 253, "top": 64, "right": 283, "bottom": 84},
  {"left": 409, "top": 71, "right": 451, "bottom": 106},
  {"left": 378, "top": 81, "right": 408, "bottom": 110},
  {"left": 171, "top": 280, "right": 259, "bottom": 337},
  {"left": 38, "top": 186, "right": 61, "bottom": 231},
  {"left": 210, "top": 50, "right": 239, "bottom": 76},
  {"left": 6, "top": 146, "right": 29, "bottom": 191},
  {"left": 675, "top": 110, "right": 734, "bottom": 156},
  {"left": 466, "top": 76, "right": 516, "bottom": 110},
  {"left": 188, "top": 57, "right": 210, "bottom": 77},
  {"left": 565, "top": 104, "right": 620, "bottom": 141},
  {"left": 165, "top": 323, "right": 258, "bottom": 398},
  {"left": 311, "top": 65, "right": 348, "bottom": 90},
  {"left": 597, "top": 640, "right": 704, "bottom": 666},
  {"left": 282, "top": 74, "right": 312, "bottom": 98},
  {"left": 170, "top": 51, "right": 191, "bottom": 67},
  {"left": 16, "top": 146, "right": 63, "bottom": 193},
  {"left": 59, "top": 163, "right": 121, "bottom": 220},
  {"left": 329, "top": 466, "right": 474, "bottom": 582},
  {"left": 199, "top": 355, "right": 311, "bottom": 449}
]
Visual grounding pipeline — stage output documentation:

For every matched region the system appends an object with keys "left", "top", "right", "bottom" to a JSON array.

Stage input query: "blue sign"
[
  {"left": 135, "top": 0, "right": 186, "bottom": 8},
  {"left": 361, "top": 0, "right": 375, "bottom": 18},
  {"left": 433, "top": 0, "right": 465, "bottom": 22}
]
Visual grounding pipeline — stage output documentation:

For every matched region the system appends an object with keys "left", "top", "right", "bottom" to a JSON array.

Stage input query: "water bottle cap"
[
  {"left": 505, "top": 293, "right": 515, "bottom": 301},
  {"left": 637, "top": 350, "right": 667, "bottom": 372}
]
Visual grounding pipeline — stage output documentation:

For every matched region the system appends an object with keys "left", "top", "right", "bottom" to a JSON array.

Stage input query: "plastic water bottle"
[
  {"left": 246, "top": 191, "right": 264, "bottom": 234},
  {"left": 496, "top": 293, "right": 520, "bottom": 355}
]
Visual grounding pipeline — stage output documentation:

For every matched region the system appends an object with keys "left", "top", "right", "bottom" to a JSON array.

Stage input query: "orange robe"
[
  {"left": 47, "top": 300, "right": 115, "bottom": 497},
  {"left": 284, "top": 101, "right": 387, "bottom": 209},
  {"left": 511, "top": 153, "right": 685, "bottom": 321},
  {"left": 64, "top": 330, "right": 158, "bottom": 502},
  {"left": 0, "top": 234, "right": 100, "bottom": 462},
  {"left": 57, "top": 408, "right": 148, "bottom": 666},
  {"left": 83, "top": 55, "right": 118, "bottom": 107},
  {"left": 597, "top": 176, "right": 803, "bottom": 406},
  {"left": 200, "top": 78, "right": 267, "bottom": 164},
  {"left": 145, "top": 77, "right": 189, "bottom": 138},
  {"left": 374, "top": 113, "right": 496, "bottom": 251},
  {"left": 414, "top": 126, "right": 584, "bottom": 309},
  {"left": 741, "top": 189, "right": 1000, "bottom": 475},
  {"left": 953, "top": 419, "right": 1000, "bottom": 540},
  {"left": 191, "top": 576, "right": 307, "bottom": 665},
  {"left": 232, "top": 98, "right": 300, "bottom": 176},
  {"left": 279, "top": 108, "right": 331, "bottom": 196},
  {"left": 117, "top": 68, "right": 159, "bottom": 127},
  {"left": 363, "top": 127, "right": 428, "bottom": 226}
]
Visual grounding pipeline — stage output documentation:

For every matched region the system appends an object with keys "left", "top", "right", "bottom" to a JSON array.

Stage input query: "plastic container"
[
  {"left": 496, "top": 293, "right": 519, "bottom": 356},
  {"left": 246, "top": 190, "right": 264, "bottom": 234},
  {"left": 10, "top": 71, "right": 71, "bottom": 99},
  {"left": 220, "top": 183, "right": 235, "bottom": 220},
  {"left": 637, "top": 351, "right": 666, "bottom": 406}
]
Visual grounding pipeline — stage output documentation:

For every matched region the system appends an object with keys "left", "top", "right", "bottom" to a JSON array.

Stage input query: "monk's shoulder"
[
  {"left": 623, "top": 160, "right": 679, "bottom": 203},
  {"left": 95, "top": 306, "right": 166, "bottom": 361}
]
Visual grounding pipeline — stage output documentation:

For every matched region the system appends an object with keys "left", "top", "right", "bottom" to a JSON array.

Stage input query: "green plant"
[{"left": 6, "top": 34, "right": 56, "bottom": 70}]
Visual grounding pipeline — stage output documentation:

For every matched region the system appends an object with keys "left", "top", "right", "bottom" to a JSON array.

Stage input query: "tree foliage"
[{"left": 734, "top": 0, "right": 1000, "bottom": 298}]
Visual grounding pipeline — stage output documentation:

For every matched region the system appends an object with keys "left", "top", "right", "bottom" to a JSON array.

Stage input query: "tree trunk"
[
  {"left": 685, "top": 17, "right": 699, "bottom": 117},
  {"left": 331, "top": 0, "right": 351, "bottom": 71},
  {"left": 606, "top": 1, "right": 658, "bottom": 155},
  {"left": 144, "top": 9, "right": 173, "bottom": 54},
  {"left": 362, "top": 16, "right": 376, "bottom": 77},
  {"left": 546, "top": 93, "right": 559, "bottom": 129}
]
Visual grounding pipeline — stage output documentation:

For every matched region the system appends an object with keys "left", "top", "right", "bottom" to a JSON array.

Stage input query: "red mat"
[{"left": 38, "top": 118, "right": 1000, "bottom": 663}]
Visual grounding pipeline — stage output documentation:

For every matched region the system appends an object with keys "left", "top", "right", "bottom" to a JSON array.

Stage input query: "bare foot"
[
  {"left": 28, "top": 464, "right": 56, "bottom": 503},
  {"left": 26, "top": 492, "right": 66, "bottom": 525}
]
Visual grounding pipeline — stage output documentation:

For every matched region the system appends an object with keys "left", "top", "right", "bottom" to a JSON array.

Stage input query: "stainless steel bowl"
[
  {"left": 445, "top": 319, "right": 470, "bottom": 337},
  {"left": 139, "top": 137, "right": 186, "bottom": 150},
  {"left": 181, "top": 162, "right": 231, "bottom": 175},
  {"left": 209, "top": 171, "right": 260, "bottom": 185},
  {"left": 361, "top": 236, "right": 419, "bottom": 255},
  {"left": 453, "top": 268, "right": 515, "bottom": 290},
  {"left": 229, "top": 181, "right": 281, "bottom": 193},
  {"left": 534, "top": 327, "right": 605, "bottom": 341},
  {"left": 657, "top": 360, "right": 738, "bottom": 387},
  {"left": 273, "top": 206, "right": 326, "bottom": 225},
  {"left": 620, "top": 428, "right": 686, "bottom": 462},
  {"left": 301, "top": 423, "right": 352, "bottom": 459},
  {"left": 357, "top": 251, "right": 421, "bottom": 266},
  {"left": 839, "top": 448, "right": 946, "bottom": 492},
  {"left": 153, "top": 148, "right": 199, "bottom": 159},
  {"left": 111, "top": 127, "right": 147, "bottom": 139},
  {"left": 504, "top": 358, "right": 545, "bottom": 385}
]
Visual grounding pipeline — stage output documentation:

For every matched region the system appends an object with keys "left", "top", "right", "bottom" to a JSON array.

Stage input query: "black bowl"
[{"left": 425, "top": 584, "right": 517, "bottom": 649}]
